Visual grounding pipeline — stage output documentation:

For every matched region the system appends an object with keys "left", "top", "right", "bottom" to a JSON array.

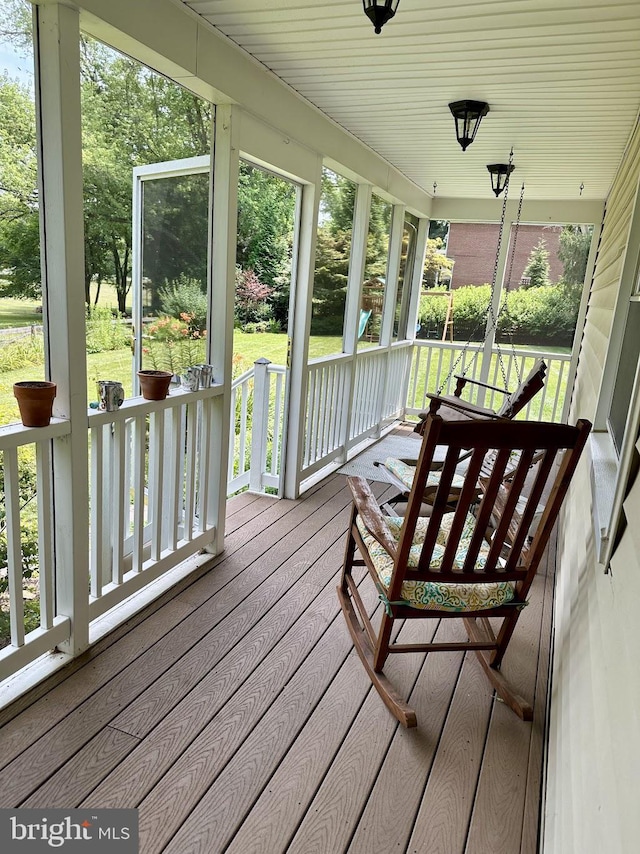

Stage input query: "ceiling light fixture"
[
  {"left": 487, "top": 163, "right": 515, "bottom": 197},
  {"left": 363, "top": 0, "right": 400, "bottom": 35},
  {"left": 448, "top": 100, "right": 490, "bottom": 151}
]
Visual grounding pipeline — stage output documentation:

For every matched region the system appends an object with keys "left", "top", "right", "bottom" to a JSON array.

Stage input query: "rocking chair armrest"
[
  {"left": 453, "top": 374, "right": 511, "bottom": 396},
  {"left": 347, "top": 476, "right": 398, "bottom": 560}
]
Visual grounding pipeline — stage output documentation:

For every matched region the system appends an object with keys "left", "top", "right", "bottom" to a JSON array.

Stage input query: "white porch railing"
[
  {"left": 0, "top": 420, "right": 72, "bottom": 681},
  {"left": 405, "top": 341, "right": 571, "bottom": 423},
  {"left": 303, "top": 353, "right": 351, "bottom": 472},
  {"left": 227, "top": 359, "right": 287, "bottom": 496},
  {"left": 88, "top": 388, "right": 220, "bottom": 621},
  {"left": 301, "top": 343, "right": 413, "bottom": 480}
]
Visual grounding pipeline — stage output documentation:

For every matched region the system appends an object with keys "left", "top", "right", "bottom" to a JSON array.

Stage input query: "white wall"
[{"left": 544, "top": 119, "right": 640, "bottom": 853}]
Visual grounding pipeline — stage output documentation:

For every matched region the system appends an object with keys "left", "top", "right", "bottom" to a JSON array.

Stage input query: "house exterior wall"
[
  {"left": 446, "top": 222, "right": 564, "bottom": 288},
  {"left": 544, "top": 119, "right": 640, "bottom": 854}
]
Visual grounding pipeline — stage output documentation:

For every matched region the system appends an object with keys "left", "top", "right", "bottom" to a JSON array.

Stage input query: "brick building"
[{"left": 445, "top": 223, "right": 564, "bottom": 289}]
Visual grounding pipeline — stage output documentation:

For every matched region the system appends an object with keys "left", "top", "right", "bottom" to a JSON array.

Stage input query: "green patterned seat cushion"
[
  {"left": 383, "top": 457, "right": 465, "bottom": 492},
  {"left": 355, "top": 513, "right": 514, "bottom": 612}
]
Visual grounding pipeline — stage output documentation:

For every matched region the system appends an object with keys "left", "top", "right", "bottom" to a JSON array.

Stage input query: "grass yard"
[
  {"left": 0, "top": 298, "right": 42, "bottom": 329},
  {"left": 0, "top": 333, "right": 345, "bottom": 425}
]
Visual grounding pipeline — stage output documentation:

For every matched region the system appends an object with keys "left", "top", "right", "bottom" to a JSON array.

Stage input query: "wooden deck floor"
[{"left": 0, "top": 459, "right": 553, "bottom": 853}]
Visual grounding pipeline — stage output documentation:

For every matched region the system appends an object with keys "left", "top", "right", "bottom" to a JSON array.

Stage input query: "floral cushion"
[
  {"left": 383, "top": 457, "right": 465, "bottom": 492},
  {"left": 355, "top": 513, "right": 514, "bottom": 613}
]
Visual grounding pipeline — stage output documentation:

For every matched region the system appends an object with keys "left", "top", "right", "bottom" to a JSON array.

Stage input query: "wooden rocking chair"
[{"left": 338, "top": 402, "right": 591, "bottom": 728}]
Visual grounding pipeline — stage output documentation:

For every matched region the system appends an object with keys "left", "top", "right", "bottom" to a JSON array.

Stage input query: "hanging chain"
[
  {"left": 436, "top": 148, "right": 516, "bottom": 395},
  {"left": 484, "top": 150, "right": 513, "bottom": 391},
  {"left": 506, "top": 181, "right": 524, "bottom": 290},
  {"left": 499, "top": 180, "right": 526, "bottom": 385}
]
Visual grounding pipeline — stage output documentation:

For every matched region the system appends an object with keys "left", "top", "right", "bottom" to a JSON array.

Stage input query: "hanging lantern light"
[
  {"left": 487, "top": 163, "right": 515, "bottom": 197},
  {"left": 448, "top": 100, "right": 490, "bottom": 151},
  {"left": 363, "top": 0, "right": 400, "bottom": 34}
]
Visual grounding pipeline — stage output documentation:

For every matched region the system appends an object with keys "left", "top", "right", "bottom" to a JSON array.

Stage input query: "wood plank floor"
[{"left": 0, "top": 451, "right": 554, "bottom": 853}]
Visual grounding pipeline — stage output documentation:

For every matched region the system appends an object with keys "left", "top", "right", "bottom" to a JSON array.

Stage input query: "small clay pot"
[
  {"left": 137, "top": 370, "right": 172, "bottom": 401},
  {"left": 13, "top": 381, "right": 57, "bottom": 427}
]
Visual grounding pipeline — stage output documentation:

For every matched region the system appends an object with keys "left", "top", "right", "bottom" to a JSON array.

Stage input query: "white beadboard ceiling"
[{"left": 182, "top": 0, "right": 640, "bottom": 202}]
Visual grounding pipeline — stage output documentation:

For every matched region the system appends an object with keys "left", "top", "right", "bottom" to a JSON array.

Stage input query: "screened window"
[
  {"left": 309, "top": 167, "right": 355, "bottom": 360},
  {"left": 358, "top": 194, "right": 392, "bottom": 350},
  {"left": 393, "top": 212, "right": 419, "bottom": 340}
]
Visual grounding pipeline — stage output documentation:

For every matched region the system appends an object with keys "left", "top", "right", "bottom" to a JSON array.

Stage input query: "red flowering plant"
[{"left": 141, "top": 313, "right": 206, "bottom": 374}]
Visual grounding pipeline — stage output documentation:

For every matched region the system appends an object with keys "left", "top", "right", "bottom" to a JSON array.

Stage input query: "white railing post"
[
  {"left": 35, "top": 4, "right": 90, "bottom": 656},
  {"left": 250, "top": 358, "right": 271, "bottom": 493}
]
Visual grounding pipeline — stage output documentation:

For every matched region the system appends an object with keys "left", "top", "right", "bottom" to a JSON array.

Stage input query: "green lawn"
[
  {"left": 0, "top": 298, "right": 43, "bottom": 329},
  {"left": 0, "top": 333, "right": 345, "bottom": 425}
]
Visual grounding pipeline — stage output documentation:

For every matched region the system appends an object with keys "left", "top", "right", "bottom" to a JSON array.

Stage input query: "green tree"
[
  {"left": 0, "top": 72, "right": 40, "bottom": 298},
  {"left": 309, "top": 168, "right": 355, "bottom": 336},
  {"left": 236, "top": 162, "right": 296, "bottom": 326},
  {"left": 422, "top": 238, "right": 453, "bottom": 288},
  {"left": 428, "top": 219, "right": 449, "bottom": 243},
  {"left": 523, "top": 238, "right": 550, "bottom": 289},
  {"left": 558, "top": 224, "right": 592, "bottom": 285},
  {"left": 80, "top": 40, "right": 211, "bottom": 312}
]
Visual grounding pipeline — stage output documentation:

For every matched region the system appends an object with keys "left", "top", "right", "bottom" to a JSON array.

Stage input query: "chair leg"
[
  {"left": 373, "top": 613, "right": 393, "bottom": 672},
  {"left": 339, "top": 509, "right": 359, "bottom": 593},
  {"left": 337, "top": 584, "right": 417, "bottom": 728},
  {"left": 463, "top": 617, "right": 533, "bottom": 720}
]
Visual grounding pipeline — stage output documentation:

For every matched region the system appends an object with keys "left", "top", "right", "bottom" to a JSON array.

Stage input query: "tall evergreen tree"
[{"left": 523, "top": 239, "right": 551, "bottom": 288}]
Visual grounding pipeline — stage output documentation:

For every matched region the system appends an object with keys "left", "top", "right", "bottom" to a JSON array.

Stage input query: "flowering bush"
[
  {"left": 235, "top": 267, "right": 274, "bottom": 327},
  {"left": 159, "top": 275, "right": 208, "bottom": 333},
  {"left": 142, "top": 313, "right": 206, "bottom": 374}
]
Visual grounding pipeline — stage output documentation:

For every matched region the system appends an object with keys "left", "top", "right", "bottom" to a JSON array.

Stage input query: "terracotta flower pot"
[
  {"left": 13, "top": 381, "right": 57, "bottom": 427},
  {"left": 137, "top": 370, "right": 172, "bottom": 401}
]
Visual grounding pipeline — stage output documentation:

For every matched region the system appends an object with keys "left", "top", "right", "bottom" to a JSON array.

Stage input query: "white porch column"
[
  {"left": 34, "top": 2, "right": 90, "bottom": 654},
  {"left": 341, "top": 183, "right": 372, "bottom": 453},
  {"left": 208, "top": 104, "right": 239, "bottom": 551},
  {"left": 283, "top": 161, "right": 322, "bottom": 499},
  {"left": 375, "top": 203, "right": 405, "bottom": 436},
  {"left": 406, "top": 217, "right": 429, "bottom": 344},
  {"left": 379, "top": 204, "right": 405, "bottom": 347},
  {"left": 402, "top": 216, "right": 429, "bottom": 415}
]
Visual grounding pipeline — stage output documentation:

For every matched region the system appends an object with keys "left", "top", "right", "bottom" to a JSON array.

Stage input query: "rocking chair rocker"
[{"left": 338, "top": 401, "right": 590, "bottom": 728}]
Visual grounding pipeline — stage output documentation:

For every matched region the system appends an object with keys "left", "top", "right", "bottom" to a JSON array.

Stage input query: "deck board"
[{"left": 0, "top": 448, "right": 553, "bottom": 853}]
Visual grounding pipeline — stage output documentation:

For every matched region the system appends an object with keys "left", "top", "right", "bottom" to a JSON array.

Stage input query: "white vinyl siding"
[{"left": 545, "top": 118, "right": 640, "bottom": 854}]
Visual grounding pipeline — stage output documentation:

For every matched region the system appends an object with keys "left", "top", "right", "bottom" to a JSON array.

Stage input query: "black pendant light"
[
  {"left": 448, "top": 100, "right": 490, "bottom": 151},
  {"left": 363, "top": 0, "right": 400, "bottom": 34},
  {"left": 487, "top": 163, "right": 515, "bottom": 197}
]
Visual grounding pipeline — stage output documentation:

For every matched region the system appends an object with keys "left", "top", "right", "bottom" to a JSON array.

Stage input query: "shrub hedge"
[{"left": 418, "top": 282, "right": 581, "bottom": 346}]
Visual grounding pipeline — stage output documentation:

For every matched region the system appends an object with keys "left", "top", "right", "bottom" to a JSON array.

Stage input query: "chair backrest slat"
[
  {"left": 502, "top": 449, "right": 557, "bottom": 573},
  {"left": 460, "top": 447, "right": 512, "bottom": 574},
  {"left": 484, "top": 448, "right": 536, "bottom": 570},
  {"left": 413, "top": 445, "right": 461, "bottom": 570}
]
